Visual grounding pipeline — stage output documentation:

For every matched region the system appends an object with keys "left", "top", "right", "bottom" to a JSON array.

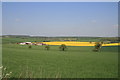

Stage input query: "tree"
[
  {"left": 45, "top": 45, "right": 50, "bottom": 50},
  {"left": 93, "top": 42, "right": 102, "bottom": 52},
  {"left": 59, "top": 44, "right": 67, "bottom": 51},
  {"left": 28, "top": 45, "right": 32, "bottom": 49}
]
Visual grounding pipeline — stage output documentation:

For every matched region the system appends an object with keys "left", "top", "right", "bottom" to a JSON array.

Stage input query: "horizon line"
[{"left": 1, "top": 34, "right": 119, "bottom": 37}]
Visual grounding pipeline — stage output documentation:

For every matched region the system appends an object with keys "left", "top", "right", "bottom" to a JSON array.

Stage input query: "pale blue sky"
[
  {"left": 0, "top": 1, "right": 2, "bottom": 35},
  {"left": 1, "top": 0, "right": 120, "bottom": 2},
  {"left": 2, "top": 2, "right": 118, "bottom": 37}
]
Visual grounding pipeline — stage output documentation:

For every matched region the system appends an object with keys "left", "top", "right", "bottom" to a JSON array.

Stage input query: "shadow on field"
[
  {"left": 66, "top": 49, "right": 92, "bottom": 53},
  {"left": 100, "top": 46, "right": 118, "bottom": 52},
  {"left": 39, "top": 46, "right": 93, "bottom": 52},
  {"left": 13, "top": 45, "right": 119, "bottom": 53}
]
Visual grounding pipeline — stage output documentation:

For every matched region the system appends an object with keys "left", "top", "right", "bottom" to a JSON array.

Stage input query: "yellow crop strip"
[{"left": 42, "top": 41, "right": 120, "bottom": 46}]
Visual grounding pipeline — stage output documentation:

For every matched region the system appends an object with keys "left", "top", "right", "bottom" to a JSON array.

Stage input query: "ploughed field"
[{"left": 2, "top": 44, "right": 118, "bottom": 78}]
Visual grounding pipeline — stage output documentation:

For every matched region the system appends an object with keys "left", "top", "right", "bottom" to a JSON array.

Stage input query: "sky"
[
  {"left": 1, "top": 0, "right": 120, "bottom": 2},
  {"left": 2, "top": 2, "right": 118, "bottom": 37},
  {"left": 0, "top": 1, "right": 2, "bottom": 36}
]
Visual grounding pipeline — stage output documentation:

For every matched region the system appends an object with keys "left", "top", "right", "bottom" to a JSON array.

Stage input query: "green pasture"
[{"left": 2, "top": 44, "right": 118, "bottom": 78}]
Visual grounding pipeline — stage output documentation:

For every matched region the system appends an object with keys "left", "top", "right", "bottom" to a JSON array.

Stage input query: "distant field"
[
  {"left": 2, "top": 37, "right": 103, "bottom": 44},
  {"left": 42, "top": 41, "right": 119, "bottom": 46},
  {"left": 2, "top": 44, "right": 118, "bottom": 78}
]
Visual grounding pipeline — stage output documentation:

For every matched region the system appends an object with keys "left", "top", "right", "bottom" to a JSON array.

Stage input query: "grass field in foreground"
[{"left": 2, "top": 44, "right": 118, "bottom": 78}]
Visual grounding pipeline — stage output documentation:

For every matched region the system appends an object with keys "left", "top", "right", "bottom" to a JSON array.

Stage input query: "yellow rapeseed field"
[{"left": 42, "top": 41, "right": 120, "bottom": 46}]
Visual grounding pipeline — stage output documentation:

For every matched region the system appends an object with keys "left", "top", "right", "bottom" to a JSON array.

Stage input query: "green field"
[{"left": 2, "top": 43, "right": 118, "bottom": 78}]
